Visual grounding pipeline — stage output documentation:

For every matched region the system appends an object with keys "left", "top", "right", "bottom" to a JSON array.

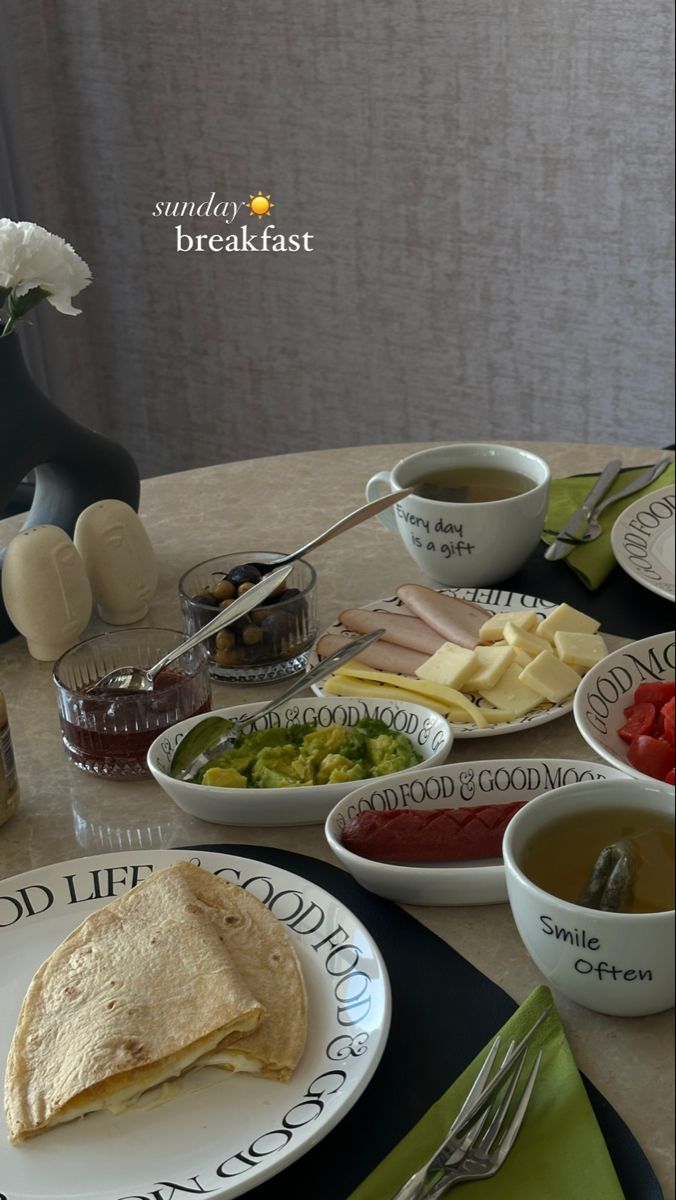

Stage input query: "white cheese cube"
[
  {"left": 553, "top": 631, "right": 608, "bottom": 671},
  {"left": 464, "top": 644, "right": 515, "bottom": 690},
  {"left": 415, "top": 642, "right": 477, "bottom": 689},
  {"left": 503, "top": 621, "right": 551, "bottom": 658},
  {"left": 479, "top": 610, "right": 541, "bottom": 643},
  {"left": 511, "top": 647, "right": 535, "bottom": 668},
  {"left": 518, "top": 650, "right": 582, "bottom": 703},
  {"left": 478, "top": 663, "right": 544, "bottom": 716},
  {"left": 537, "top": 603, "right": 600, "bottom": 643}
]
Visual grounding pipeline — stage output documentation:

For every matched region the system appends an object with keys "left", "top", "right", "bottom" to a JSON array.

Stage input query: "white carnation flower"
[{"left": 0, "top": 219, "right": 91, "bottom": 325}]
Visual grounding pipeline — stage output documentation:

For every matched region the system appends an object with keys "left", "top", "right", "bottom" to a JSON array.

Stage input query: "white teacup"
[
  {"left": 365, "top": 443, "right": 550, "bottom": 586},
  {"left": 503, "top": 778, "right": 675, "bottom": 1017}
]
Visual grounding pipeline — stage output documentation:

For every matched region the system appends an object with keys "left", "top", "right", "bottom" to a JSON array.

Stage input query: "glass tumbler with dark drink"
[{"left": 53, "top": 629, "right": 211, "bottom": 780}]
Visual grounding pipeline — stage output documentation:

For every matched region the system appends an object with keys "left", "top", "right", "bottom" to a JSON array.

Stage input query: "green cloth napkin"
[
  {"left": 542, "top": 461, "right": 675, "bottom": 591},
  {"left": 348, "top": 985, "right": 625, "bottom": 1200}
]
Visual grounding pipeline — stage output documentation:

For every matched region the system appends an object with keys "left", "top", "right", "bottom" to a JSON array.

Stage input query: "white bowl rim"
[
  {"left": 502, "top": 777, "right": 675, "bottom": 923},
  {"left": 572, "top": 629, "right": 675, "bottom": 777}
]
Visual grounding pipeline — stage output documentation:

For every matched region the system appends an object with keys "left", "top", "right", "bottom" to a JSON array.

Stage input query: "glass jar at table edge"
[
  {"left": 178, "top": 552, "right": 319, "bottom": 684},
  {"left": 52, "top": 628, "right": 211, "bottom": 781},
  {"left": 0, "top": 688, "right": 20, "bottom": 826}
]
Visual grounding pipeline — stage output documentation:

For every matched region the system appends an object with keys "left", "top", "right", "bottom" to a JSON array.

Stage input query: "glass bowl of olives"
[{"left": 178, "top": 552, "right": 319, "bottom": 683}]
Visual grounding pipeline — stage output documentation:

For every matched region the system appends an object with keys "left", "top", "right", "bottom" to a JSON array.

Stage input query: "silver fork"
[
  {"left": 418, "top": 1050, "right": 542, "bottom": 1197},
  {"left": 392, "top": 1006, "right": 549, "bottom": 1200},
  {"left": 579, "top": 458, "right": 672, "bottom": 543}
]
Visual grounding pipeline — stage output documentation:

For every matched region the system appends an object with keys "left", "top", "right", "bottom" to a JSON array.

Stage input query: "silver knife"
[{"left": 545, "top": 459, "right": 624, "bottom": 562}]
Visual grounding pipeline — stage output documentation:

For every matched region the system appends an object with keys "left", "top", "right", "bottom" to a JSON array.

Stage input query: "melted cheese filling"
[{"left": 41, "top": 1012, "right": 261, "bottom": 1130}]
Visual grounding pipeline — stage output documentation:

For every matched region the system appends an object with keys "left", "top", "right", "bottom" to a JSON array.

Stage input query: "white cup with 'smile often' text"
[
  {"left": 503, "top": 778, "right": 675, "bottom": 1018},
  {"left": 365, "top": 443, "right": 550, "bottom": 586}
]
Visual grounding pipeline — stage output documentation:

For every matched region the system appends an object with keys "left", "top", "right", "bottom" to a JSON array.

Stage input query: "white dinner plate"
[
  {"left": 309, "top": 587, "right": 577, "bottom": 738},
  {"left": 325, "top": 758, "right": 625, "bottom": 906},
  {"left": 0, "top": 849, "right": 391, "bottom": 1200},
  {"left": 610, "top": 484, "right": 675, "bottom": 601}
]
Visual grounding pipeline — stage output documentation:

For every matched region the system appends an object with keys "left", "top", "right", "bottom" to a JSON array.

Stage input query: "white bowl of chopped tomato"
[{"left": 573, "top": 631, "right": 675, "bottom": 785}]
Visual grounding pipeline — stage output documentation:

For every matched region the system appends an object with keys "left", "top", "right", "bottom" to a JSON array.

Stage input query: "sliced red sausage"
[{"left": 340, "top": 803, "right": 526, "bottom": 863}]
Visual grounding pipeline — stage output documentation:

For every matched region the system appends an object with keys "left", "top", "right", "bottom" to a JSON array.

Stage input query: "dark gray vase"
[{"left": 0, "top": 328, "right": 140, "bottom": 643}]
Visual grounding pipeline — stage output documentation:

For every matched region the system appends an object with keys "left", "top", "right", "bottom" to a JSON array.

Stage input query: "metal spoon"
[
  {"left": 170, "top": 626, "right": 387, "bottom": 781},
  {"left": 580, "top": 458, "right": 672, "bottom": 543},
  {"left": 245, "top": 489, "right": 415, "bottom": 574},
  {"left": 91, "top": 564, "right": 293, "bottom": 693}
]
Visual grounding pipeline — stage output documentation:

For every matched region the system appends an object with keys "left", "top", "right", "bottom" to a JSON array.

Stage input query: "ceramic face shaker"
[
  {"left": 74, "top": 499, "right": 158, "bottom": 624},
  {"left": 1, "top": 525, "right": 92, "bottom": 660}
]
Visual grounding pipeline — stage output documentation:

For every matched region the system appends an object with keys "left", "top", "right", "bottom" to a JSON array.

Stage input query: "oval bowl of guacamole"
[{"left": 147, "top": 697, "right": 454, "bottom": 827}]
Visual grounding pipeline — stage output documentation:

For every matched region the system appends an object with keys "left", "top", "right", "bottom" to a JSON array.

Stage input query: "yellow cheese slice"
[
  {"left": 553, "top": 631, "right": 608, "bottom": 670},
  {"left": 518, "top": 650, "right": 581, "bottom": 703},
  {"left": 479, "top": 610, "right": 540, "bottom": 642},
  {"left": 478, "top": 663, "right": 544, "bottom": 716},
  {"left": 415, "top": 643, "right": 478, "bottom": 688},
  {"left": 323, "top": 674, "right": 452, "bottom": 715},
  {"left": 537, "top": 603, "right": 600, "bottom": 643},
  {"left": 464, "top": 644, "right": 515, "bottom": 689},
  {"left": 332, "top": 663, "right": 489, "bottom": 726}
]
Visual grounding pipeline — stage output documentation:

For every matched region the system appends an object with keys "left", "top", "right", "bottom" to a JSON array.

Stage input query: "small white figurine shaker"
[
  {"left": 1, "top": 525, "right": 93, "bottom": 660},
  {"left": 74, "top": 499, "right": 158, "bottom": 624}
]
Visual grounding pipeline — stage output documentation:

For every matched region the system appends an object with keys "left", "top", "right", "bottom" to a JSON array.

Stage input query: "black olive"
[
  {"left": 227, "top": 563, "right": 263, "bottom": 587},
  {"left": 267, "top": 587, "right": 301, "bottom": 606},
  {"left": 260, "top": 610, "right": 290, "bottom": 639}
]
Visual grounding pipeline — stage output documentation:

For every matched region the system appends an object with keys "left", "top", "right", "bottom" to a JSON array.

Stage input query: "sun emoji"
[{"left": 246, "top": 192, "right": 275, "bottom": 220}]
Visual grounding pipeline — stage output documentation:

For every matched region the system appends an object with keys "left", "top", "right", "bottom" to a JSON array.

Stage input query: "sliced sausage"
[
  {"left": 396, "top": 584, "right": 489, "bottom": 649},
  {"left": 340, "top": 803, "right": 526, "bottom": 863},
  {"left": 338, "top": 608, "right": 445, "bottom": 655},
  {"left": 315, "top": 633, "right": 427, "bottom": 676}
]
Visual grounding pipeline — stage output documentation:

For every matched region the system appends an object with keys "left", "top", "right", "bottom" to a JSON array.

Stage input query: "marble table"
[{"left": 0, "top": 441, "right": 674, "bottom": 1195}]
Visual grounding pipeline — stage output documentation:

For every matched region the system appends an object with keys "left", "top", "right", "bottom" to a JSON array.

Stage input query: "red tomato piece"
[
  {"left": 661, "top": 696, "right": 675, "bottom": 747},
  {"left": 627, "top": 735, "right": 675, "bottom": 782},
  {"left": 665, "top": 768, "right": 675, "bottom": 786},
  {"left": 634, "top": 681, "right": 675, "bottom": 706},
  {"left": 618, "top": 702, "right": 656, "bottom": 742}
]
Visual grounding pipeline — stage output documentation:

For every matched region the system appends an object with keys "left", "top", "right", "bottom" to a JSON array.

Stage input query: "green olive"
[
  {"left": 214, "top": 647, "right": 244, "bottom": 666},
  {"left": 212, "top": 578, "right": 237, "bottom": 602}
]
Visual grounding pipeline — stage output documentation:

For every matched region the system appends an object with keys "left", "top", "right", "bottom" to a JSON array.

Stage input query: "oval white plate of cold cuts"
[{"left": 309, "top": 587, "right": 590, "bottom": 739}]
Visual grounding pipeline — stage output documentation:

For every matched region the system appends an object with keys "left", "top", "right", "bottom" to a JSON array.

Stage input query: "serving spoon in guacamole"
[{"left": 170, "top": 627, "right": 387, "bottom": 783}]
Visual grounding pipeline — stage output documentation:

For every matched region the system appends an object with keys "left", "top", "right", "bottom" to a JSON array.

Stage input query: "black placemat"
[{"left": 187, "top": 843, "right": 664, "bottom": 1200}]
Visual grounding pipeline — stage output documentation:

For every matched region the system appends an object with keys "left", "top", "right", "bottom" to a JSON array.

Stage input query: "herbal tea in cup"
[
  {"left": 365, "top": 443, "right": 550, "bottom": 586},
  {"left": 503, "top": 778, "right": 675, "bottom": 1017}
]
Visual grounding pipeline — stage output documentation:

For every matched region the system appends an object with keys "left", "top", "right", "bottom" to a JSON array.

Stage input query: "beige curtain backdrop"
[{"left": 2, "top": 0, "right": 674, "bottom": 480}]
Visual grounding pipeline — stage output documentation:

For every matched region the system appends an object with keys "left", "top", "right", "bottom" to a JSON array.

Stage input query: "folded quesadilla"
[
  {"left": 5, "top": 861, "right": 306, "bottom": 1143},
  {"left": 176, "top": 862, "right": 308, "bottom": 1081}
]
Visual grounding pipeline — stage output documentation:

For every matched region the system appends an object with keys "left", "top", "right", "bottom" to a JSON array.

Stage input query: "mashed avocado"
[{"left": 199, "top": 718, "right": 421, "bottom": 789}]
